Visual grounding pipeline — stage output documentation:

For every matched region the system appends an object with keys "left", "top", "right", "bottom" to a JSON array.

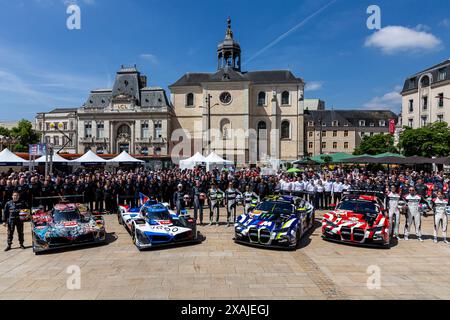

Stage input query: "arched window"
[
  {"left": 420, "top": 75, "right": 430, "bottom": 87},
  {"left": 281, "top": 121, "right": 290, "bottom": 139},
  {"left": 186, "top": 93, "right": 194, "bottom": 107},
  {"left": 220, "top": 119, "right": 231, "bottom": 140},
  {"left": 281, "top": 91, "right": 290, "bottom": 105},
  {"left": 117, "top": 124, "right": 131, "bottom": 136},
  {"left": 420, "top": 76, "right": 430, "bottom": 87},
  {"left": 257, "top": 92, "right": 266, "bottom": 106}
]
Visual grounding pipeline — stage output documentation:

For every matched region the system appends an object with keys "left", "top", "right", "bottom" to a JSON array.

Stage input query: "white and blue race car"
[
  {"left": 234, "top": 195, "right": 315, "bottom": 250},
  {"left": 118, "top": 201, "right": 202, "bottom": 250}
]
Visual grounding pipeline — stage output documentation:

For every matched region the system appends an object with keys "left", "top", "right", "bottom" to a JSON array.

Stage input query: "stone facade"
[
  {"left": 169, "top": 19, "right": 306, "bottom": 166},
  {"left": 401, "top": 59, "right": 450, "bottom": 129},
  {"left": 35, "top": 109, "right": 78, "bottom": 154},
  {"left": 304, "top": 110, "right": 398, "bottom": 157},
  {"left": 36, "top": 67, "right": 174, "bottom": 156}
]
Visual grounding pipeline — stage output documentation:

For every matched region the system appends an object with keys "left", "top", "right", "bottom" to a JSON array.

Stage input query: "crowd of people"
[{"left": 1, "top": 165, "right": 449, "bottom": 250}]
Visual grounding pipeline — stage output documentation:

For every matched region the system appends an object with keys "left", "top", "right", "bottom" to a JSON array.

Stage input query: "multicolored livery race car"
[
  {"left": 31, "top": 203, "right": 106, "bottom": 254},
  {"left": 234, "top": 195, "right": 315, "bottom": 250},
  {"left": 322, "top": 191, "right": 390, "bottom": 248},
  {"left": 118, "top": 201, "right": 202, "bottom": 250}
]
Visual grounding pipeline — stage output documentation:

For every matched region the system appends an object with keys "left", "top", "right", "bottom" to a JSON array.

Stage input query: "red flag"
[{"left": 389, "top": 119, "right": 396, "bottom": 135}]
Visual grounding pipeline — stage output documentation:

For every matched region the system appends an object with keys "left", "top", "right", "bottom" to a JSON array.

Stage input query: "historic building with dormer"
[
  {"left": 36, "top": 66, "right": 174, "bottom": 158},
  {"left": 169, "top": 19, "right": 306, "bottom": 166}
]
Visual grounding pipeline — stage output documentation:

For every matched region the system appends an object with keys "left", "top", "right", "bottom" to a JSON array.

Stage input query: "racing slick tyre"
[
  {"left": 131, "top": 225, "right": 136, "bottom": 243},
  {"left": 31, "top": 233, "right": 43, "bottom": 255},
  {"left": 310, "top": 211, "right": 316, "bottom": 230},
  {"left": 289, "top": 226, "right": 302, "bottom": 251}
]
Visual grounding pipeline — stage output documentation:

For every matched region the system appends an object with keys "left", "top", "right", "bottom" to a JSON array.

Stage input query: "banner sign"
[{"left": 29, "top": 144, "right": 47, "bottom": 156}]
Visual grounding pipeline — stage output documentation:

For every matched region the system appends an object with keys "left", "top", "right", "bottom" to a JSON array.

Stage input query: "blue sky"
[{"left": 0, "top": 0, "right": 449, "bottom": 121}]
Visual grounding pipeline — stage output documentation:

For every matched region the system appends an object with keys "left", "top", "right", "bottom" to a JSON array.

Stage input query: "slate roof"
[
  {"left": 48, "top": 108, "right": 79, "bottom": 114},
  {"left": 401, "top": 59, "right": 450, "bottom": 94},
  {"left": 170, "top": 69, "right": 303, "bottom": 87},
  {"left": 305, "top": 110, "right": 398, "bottom": 128},
  {"left": 82, "top": 67, "right": 172, "bottom": 109}
]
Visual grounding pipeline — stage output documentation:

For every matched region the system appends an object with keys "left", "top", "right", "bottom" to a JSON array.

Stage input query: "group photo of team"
[
  {"left": 2, "top": 165, "right": 449, "bottom": 254},
  {"left": 2, "top": 0, "right": 450, "bottom": 310}
]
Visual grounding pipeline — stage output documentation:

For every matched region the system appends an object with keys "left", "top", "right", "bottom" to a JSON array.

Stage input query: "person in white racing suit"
[
  {"left": 207, "top": 183, "right": 225, "bottom": 226},
  {"left": 403, "top": 187, "right": 427, "bottom": 242},
  {"left": 225, "top": 182, "right": 242, "bottom": 227},
  {"left": 432, "top": 191, "right": 449, "bottom": 244},
  {"left": 243, "top": 185, "right": 260, "bottom": 214},
  {"left": 387, "top": 185, "right": 401, "bottom": 239}
]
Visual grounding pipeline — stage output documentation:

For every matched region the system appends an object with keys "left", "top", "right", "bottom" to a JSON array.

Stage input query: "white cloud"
[
  {"left": 140, "top": 53, "right": 158, "bottom": 64},
  {"left": 365, "top": 25, "right": 441, "bottom": 54},
  {"left": 305, "top": 81, "right": 323, "bottom": 91},
  {"left": 364, "top": 86, "right": 402, "bottom": 111},
  {"left": 439, "top": 19, "right": 450, "bottom": 28}
]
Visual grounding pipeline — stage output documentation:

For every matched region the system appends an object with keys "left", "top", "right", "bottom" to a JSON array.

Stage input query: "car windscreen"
[
  {"left": 255, "top": 201, "right": 293, "bottom": 218},
  {"left": 141, "top": 206, "right": 172, "bottom": 220},
  {"left": 337, "top": 200, "right": 379, "bottom": 215},
  {"left": 53, "top": 209, "right": 82, "bottom": 223}
]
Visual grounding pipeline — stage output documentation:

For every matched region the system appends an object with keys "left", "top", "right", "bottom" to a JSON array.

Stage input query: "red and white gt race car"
[{"left": 322, "top": 192, "right": 390, "bottom": 248}]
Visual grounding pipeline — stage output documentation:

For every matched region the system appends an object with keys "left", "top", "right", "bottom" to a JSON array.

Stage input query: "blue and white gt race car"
[
  {"left": 234, "top": 195, "right": 315, "bottom": 250},
  {"left": 118, "top": 201, "right": 202, "bottom": 250}
]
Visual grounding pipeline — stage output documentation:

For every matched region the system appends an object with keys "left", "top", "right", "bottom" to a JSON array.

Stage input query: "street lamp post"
[{"left": 203, "top": 94, "right": 219, "bottom": 156}]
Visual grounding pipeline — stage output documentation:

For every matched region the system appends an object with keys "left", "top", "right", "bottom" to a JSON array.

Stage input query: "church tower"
[{"left": 217, "top": 18, "right": 241, "bottom": 72}]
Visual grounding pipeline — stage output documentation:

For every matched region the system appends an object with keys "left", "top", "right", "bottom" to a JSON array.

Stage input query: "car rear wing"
[
  {"left": 343, "top": 189, "right": 387, "bottom": 205},
  {"left": 33, "top": 195, "right": 86, "bottom": 202}
]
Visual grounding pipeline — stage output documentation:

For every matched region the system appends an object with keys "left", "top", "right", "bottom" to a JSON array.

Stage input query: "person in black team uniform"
[
  {"left": 3, "top": 191, "right": 27, "bottom": 251},
  {"left": 191, "top": 180, "right": 205, "bottom": 225},
  {"left": 84, "top": 176, "right": 95, "bottom": 211},
  {"left": 173, "top": 184, "right": 186, "bottom": 215},
  {"left": 28, "top": 176, "right": 41, "bottom": 209},
  {"left": 95, "top": 181, "right": 104, "bottom": 213}
]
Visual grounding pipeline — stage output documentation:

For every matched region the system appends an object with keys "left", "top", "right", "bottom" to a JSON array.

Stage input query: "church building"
[{"left": 169, "top": 19, "right": 306, "bottom": 166}]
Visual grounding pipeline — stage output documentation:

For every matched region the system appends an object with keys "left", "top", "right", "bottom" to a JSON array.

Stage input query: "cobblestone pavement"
[{"left": 1, "top": 210, "right": 450, "bottom": 300}]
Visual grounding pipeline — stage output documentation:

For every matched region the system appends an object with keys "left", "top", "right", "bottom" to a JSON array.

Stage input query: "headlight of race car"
[
  {"left": 136, "top": 230, "right": 150, "bottom": 244},
  {"left": 373, "top": 226, "right": 384, "bottom": 232},
  {"left": 326, "top": 220, "right": 336, "bottom": 227},
  {"left": 279, "top": 227, "right": 291, "bottom": 234}
]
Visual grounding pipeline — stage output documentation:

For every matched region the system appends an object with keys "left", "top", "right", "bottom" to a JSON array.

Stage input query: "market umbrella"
[
  {"left": 433, "top": 157, "right": 450, "bottom": 165},
  {"left": 286, "top": 168, "right": 302, "bottom": 173},
  {"left": 402, "top": 156, "right": 434, "bottom": 164},
  {"left": 372, "top": 152, "right": 405, "bottom": 159}
]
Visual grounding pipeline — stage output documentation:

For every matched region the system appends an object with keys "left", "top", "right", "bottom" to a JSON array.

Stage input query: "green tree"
[
  {"left": 399, "top": 122, "right": 450, "bottom": 157},
  {"left": 0, "top": 126, "right": 10, "bottom": 137},
  {"left": 9, "top": 119, "right": 41, "bottom": 152},
  {"left": 353, "top": 133, "right": 397, "bottom": 155}
]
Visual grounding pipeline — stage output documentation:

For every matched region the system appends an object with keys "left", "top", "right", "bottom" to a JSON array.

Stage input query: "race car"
[
  {"left": 31, "top": 203, "right": 106, "bottom": 254},
  {"left": 322, "top": 191, "right": 390, "bottom": 248},
  {"left": 234, "top": 195, "right": 315, "bottom": 250},
  {"left": 118, "top": 201, "right": 202, "bottom": 250}
]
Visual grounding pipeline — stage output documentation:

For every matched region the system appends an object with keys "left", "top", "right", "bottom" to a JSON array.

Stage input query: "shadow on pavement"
[{"left": 34, "top": 232, "right": 118, "bottom": 255}]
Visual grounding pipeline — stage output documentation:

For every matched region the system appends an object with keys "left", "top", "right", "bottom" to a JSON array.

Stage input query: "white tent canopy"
[
  {"left": 35, "top": 153, "right": 71, "bottom": 163},
  {"left": 179, "top": 152, "right": 207, "bottom": 170},
  {"left": 0, "top": 148, "right": 29, "bottom": 166},
  {"left": 205, "top": 152, "right": 233, "bottom": 171},
  {"left": 107, "top": 151, "right": 144, "bottom": 164},
  {"left": 72, "top": 150, "right": 108, "bottom": 164}
]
